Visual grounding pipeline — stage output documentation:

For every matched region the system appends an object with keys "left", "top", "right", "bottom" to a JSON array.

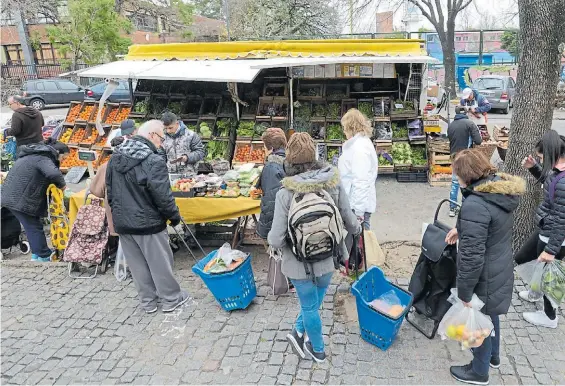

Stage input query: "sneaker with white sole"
[
  {"left": 303, "top": 341, "right": 326, "bottom": 363},
  {"left": 145, "top": 307, "right": 158, "bottom": 314},
  {"left": 523, "top": 310, "right": 558, "bottom": 328},
  {"left": 163, "top": 293, "right": 191, "bottom": 313},
  {"left": 286, "top": 329, "right": 305, "bottom": 359},
  {"left": 518, "top": 290, "right": 542, "bottom": 303}
]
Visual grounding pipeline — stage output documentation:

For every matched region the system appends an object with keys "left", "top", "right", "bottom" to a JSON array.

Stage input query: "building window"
[
  {"left": 129, "top": 13, "right": 158, "bottom": 32},
  {"left": 455, "top": 36, "right": 461, "bottom": 41},
  {"left": 4, "top": 44, "right": 23, "bottom": 64}
]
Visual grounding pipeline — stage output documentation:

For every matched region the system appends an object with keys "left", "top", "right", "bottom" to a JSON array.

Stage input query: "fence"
[{"left": 1, "top": 63, "right": 100, "bottom": 87}]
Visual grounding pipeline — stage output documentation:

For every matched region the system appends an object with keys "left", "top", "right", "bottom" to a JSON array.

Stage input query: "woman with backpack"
[
  {"left": 268, "top": 133, "right": 361, "bottom": 363},
  {"left": 338, "top": 108, "right": 379, "bottom": 230},
  {"left": 445, "top": 149, "right": 524, "bottom": 385},
  {"left": 515, "top": 130, "right": 565, "bottom": 329}
]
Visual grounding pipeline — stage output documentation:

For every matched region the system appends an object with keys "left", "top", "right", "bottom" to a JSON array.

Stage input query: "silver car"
[{"left": 472, "top": 75, "right": 516, "bottom": 114}]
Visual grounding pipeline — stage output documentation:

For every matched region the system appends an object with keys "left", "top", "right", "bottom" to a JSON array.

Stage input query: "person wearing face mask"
[
  {"left": 106, "top": 120, "right": 189, "bottom": 314},
  {"left": 161, "top": 112, "right": 205, "bottom": 175}
]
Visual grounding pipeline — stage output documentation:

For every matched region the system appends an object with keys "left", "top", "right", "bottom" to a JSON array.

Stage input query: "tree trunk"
[
  {"left": 439, "top": 33, "right": 457, "bottom": 97},
  {"left": 504, "top": 0, "right": 565, "bottom": 251}
]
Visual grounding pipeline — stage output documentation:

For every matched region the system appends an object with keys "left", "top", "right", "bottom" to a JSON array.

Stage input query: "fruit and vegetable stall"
[{"left": 71, "top": 39, "right": 440, "bottom": 183}]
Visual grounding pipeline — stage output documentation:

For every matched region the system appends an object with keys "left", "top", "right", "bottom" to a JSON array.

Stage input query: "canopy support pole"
[
  {"left": 235, "top": 83, "right": 240, "bottom": 121},
  {"left": 289, "top": 69, "right": 294, "bottom": 129}
]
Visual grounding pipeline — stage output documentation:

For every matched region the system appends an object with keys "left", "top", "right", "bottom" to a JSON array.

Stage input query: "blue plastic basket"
[
  {"left": 351, "top": 266, "right": 413, "bottom": 350},
  {"left": 192, "top": 250, "right": 257, "bottom": 311}
]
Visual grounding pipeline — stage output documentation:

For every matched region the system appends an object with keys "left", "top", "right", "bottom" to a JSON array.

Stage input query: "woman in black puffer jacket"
[
  {"left": 1, "top": 138, "right": 68, "bottom": 262},
  {"left": 445, "top": 149, "right": 525, "bottom": 385},
  {"left": 515, "top": 130, "right": 565, "bottom": 329}
]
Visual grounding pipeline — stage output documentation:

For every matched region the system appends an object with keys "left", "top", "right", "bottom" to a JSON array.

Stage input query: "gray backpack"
[{"left": 287, "top": 190, "right": 344, "bottom": 276}]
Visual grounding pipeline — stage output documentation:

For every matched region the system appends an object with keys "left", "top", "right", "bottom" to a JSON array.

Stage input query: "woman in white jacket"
[{"left": 338, "top": 108, "right": 379, "bottom": 230}]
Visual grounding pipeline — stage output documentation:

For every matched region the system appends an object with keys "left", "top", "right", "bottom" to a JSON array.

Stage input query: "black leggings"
[{"left": 514, "top": 230, "right": 565, "bottom": 320}]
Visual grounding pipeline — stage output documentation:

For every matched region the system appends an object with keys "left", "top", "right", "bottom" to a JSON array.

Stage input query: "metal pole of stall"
[
  {"left": 289, "top": 69, "right": 294, "bottom": 129},
  {"left": 234, "top": 83, "right": 240, "bottom": 120}
]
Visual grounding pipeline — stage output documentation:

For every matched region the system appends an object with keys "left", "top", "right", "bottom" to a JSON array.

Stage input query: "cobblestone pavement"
[{"left": 2, "top": 254, "right": 565, "bottom": 385}]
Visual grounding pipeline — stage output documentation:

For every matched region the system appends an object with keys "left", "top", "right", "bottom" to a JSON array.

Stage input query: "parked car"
[
  {"left": 472, "top": 75, "right": 516, "bottom": 114},
  {"left": 20, "top": 79, "right": 85, "bottom": 110},
  {"left": 84, "top": 81, "right": 131, "bottom": 103}
]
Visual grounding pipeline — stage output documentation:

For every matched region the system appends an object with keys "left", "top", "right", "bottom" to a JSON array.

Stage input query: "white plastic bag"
[
  {"left": 438, "top": 289, "right": 494, "bottom": 349},
  {"left": 515, "top": 260, "right": 545, "bottom": 301},
  {"left": 114, "top": 241, "right": 128, "bottom": 282}
]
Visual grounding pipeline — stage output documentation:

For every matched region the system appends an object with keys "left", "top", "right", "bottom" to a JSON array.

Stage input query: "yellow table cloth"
[{"left": 69, "top": 190, "right": 260, "bottom": 226}]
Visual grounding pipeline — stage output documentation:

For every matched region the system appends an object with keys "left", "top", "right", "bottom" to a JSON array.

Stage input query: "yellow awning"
[{"left": 125, "top": 39, "right": 426, "bottom": 61}]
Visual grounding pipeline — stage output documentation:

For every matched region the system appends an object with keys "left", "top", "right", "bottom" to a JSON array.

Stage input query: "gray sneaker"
[
  {"left": 286, "top": 329, "right": 305, "bottom": 359},
  {"left": 163, "top": 292, "right": 191, "bottom": 313}
]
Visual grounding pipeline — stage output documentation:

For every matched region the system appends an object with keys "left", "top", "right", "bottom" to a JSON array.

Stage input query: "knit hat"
[
  {"left": 262, "top": 127, "right": 287, "bottom": 150},
  {"left": 286, "top": 132, "right": 316, "bottom": 165}
]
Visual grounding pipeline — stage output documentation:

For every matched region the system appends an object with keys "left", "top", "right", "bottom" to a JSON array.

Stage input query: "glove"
[{"left": 170, "top": 218, "right": 181, "bottom": 227}]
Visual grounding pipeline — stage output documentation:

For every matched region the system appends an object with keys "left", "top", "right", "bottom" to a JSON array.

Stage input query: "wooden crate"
[
  {"left": 199, "top": 95, "right": 221, "bottom": 118},
  {"left": 428, "top": 171, "right": 452, "bottom": 187},
  {"left": 88, "top": 104, "right": 108, "bottom": 124},
  {"left": 75, "top": 101, "right": 96, "bottom": 123},
  {"left": 103, "top": 103, "right": 120, "bottom": 124},
  {"left": 92, "top": 126, "right": 111, "bottom": 150},
  {"left": 256, "top": 97, "right": 274, "bottom": 119},
  {"left": 325, "top": 83, "right": 350, "bottom": 99},
  {"left": 429, "top": 151, "right": 452, "bottom": 165},
  {"left": 181, "top": 96, "right": 203, "bottom": 119},
  {"left": 272, "top": 97, "right": 289, "bottom": 121},
  {"left": 233, "top": 142, "right": 265, "bottom": 164},
  {"left": 263, "top": 82, "right": 288, "bottom": 97},
  {"left": 58, "top": 125, "right": 75, "bottom": 144},
  {"left": 68, "top": 124, "right": 87, "bottom": 146},
  {"left": 79, "top": 124, "right": 99, "bottom": 147},
  {"left": 65, "top": 101, "right": 83, "bottom": 124},
  {"left": 297, "top": 83, "right": 324, "bottom": 99}
]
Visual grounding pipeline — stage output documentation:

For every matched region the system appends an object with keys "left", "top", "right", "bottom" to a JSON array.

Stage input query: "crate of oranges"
[
  {"left": 58, "top": 126, "right": 74, "bottom": 144},
  {"left": 80, "top": 125, "right": 100, "bottom": 147},
  {"left": 60, "top": 148, "right": 87, "bottom": 170},
  {"left": 89, "top": 105, "right": 107, "bottom": 123},
  {"left": 68, "top": 125, "right": 87, "bottom": 145},
  {"left": 94, "top": 150, "right": 111, "bottom": 169},
  {"left": 114, "top": 103, "right": 132, "bottom": 124},
  {"left": 104, "top": 104, "right": 120, "bottom": 124},
  {"left": 233, "top": 143, "right": 266, "bottom": 164},
  {"left": 76, "top": 103, "right": 95, "bottom": 122},
  {"left": 65, "top": 102, "right": 82, "bottom": 124}
]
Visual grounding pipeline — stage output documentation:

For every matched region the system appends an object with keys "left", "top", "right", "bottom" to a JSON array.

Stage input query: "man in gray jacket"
[{"left": 161, "top": 112, "right": 205, "bottom": 175}]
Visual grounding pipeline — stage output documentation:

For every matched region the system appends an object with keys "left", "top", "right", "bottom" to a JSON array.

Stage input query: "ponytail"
[{"left": 535, "top": 130, "right": 565, "bottom": 178}]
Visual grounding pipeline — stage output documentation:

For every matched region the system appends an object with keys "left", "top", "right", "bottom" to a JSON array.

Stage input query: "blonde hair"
[{"left": 341, "top": 108, "right": 372, "bottom": 137}]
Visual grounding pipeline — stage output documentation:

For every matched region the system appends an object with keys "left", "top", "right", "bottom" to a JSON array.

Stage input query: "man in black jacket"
[
  {"left": 447, "top": 107, "right": 483, "bottom": 217},
  {"left": 6, "top": 96, "right": 44, "bottom": 147},
  {"left": 106, "top": 120, "right": 189, "bottom": 314}
]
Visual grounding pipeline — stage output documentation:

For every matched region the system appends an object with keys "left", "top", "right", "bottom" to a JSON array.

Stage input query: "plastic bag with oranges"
[{"left": 438, "top": 289, "right": 494, "bottom": 349}]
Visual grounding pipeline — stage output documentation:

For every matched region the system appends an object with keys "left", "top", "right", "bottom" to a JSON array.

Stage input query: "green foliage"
[
  {"left": 47, "top": 0, "right": 132, "bottom": 68},
  {"left": 191, "top": 0, "right": 222, "bottom": 19},
  {"left": 172, "top": 0, "right": 195, "bottom": 39},
  {"left": 501, "top": 30, "right": 519, "bottom": 58}
]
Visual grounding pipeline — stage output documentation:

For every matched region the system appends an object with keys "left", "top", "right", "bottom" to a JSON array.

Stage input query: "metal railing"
[{"left": 1, "top": 63, "right": 101, "bottom": 86}]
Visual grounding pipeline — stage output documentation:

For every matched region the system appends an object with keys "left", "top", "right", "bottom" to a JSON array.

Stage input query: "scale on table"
[{"left": 78, "top": 149, "right": 97, "bottom": 178}]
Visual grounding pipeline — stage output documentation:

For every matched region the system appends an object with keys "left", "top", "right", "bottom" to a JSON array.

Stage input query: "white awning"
[
  {"left": 75, "top": 60, "right": 263, "bottom": 83},
  {"left": 249, "top": 55, "right": 440, "bottom": 69}
]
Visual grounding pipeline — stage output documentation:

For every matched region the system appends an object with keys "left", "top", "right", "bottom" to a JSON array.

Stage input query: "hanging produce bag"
[
  {"left": 541, "top": 260, "right": 565, "bottom": 308},
  {"left": 438, "top": 289, "right": 494, "bottom": 349},
  {"left": 364, "top": 230, "right": 385, "bottom": 267},
  {"left": 267, "top": 247, "right": 289, "bottom": 295},
  {"left": 515, "top": 260, "right": 545, "bottom": 301}
]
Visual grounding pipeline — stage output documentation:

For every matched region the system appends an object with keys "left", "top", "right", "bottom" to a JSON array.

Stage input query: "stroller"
[
  {"left": 1, "top": 207, "right": 30, "bottom": 258},
  {"left": 406, "top": 199, "right": 459, "bottom": 339},
  {"left": 63, "top": 191, "right": 117, "bottom": 278}
]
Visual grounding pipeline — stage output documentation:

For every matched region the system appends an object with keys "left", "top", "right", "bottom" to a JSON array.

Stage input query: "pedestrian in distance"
[
  {"left": 445, "top": 149, "right": 525, "bottom": 385},
  {"left": 4, "top": 95, "right": 44, "bottom": 147},
  {"left": 338, "top": 108, "right": 379, "bottom": 230},
  {"left": 268, "top": 132, "right": 361, "bottom": 363},
  {"left": 1, "top": 138, "right": 68, "bottom": 262},
  {"left": 161, "top": 112, "right": 205, "bottom": 176},
  {"left": 447, "top": 106, "right": 483, "bottom": 217},
  {"left": 256, "top": 127, "right": 287, "bottom": 239},
  {"left": 515, "top": 130, "right": 565, "bottom": 329},
  {"left": 106, "top": 120, "right": 189, "bottom": 314}
]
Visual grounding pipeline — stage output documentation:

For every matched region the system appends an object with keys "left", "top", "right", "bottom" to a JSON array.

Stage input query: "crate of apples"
[
  {"left": 114, "top": 107, "right": 131, "bottom": 123},
  {"left": 90, "top": 106, "right": 106, "bottom": 122},
  {"left": 81, "top": 130, "right": 98, "bottom": 145},
  {"left": 233, "top": 145, "right": 266, "bottom": 163},
  {"left": 66, "top": 104, "right": 81, "bottom": 123}
]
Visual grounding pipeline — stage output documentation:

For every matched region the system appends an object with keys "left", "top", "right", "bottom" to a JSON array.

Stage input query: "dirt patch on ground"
[{"left": 379, "top": 241, "right": 420, "bottom": 278}]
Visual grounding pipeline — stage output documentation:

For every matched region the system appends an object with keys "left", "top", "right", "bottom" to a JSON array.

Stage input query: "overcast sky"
[{"left": 344, "top": 0, "right": 518, "bottom": 34}]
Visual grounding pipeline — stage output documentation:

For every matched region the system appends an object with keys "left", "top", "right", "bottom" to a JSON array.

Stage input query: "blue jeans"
[
  {"left": 471, "top": 314, "right": 500, "bottom": 376},
  {"left": 450, "top": 172, "right": 460, "bottom": 209},
  {"left": 11, "top": 210, "right": 51, "bottom": 258},
  {"left": 290, "top": 272, "right": 333, "bottom": 353}
]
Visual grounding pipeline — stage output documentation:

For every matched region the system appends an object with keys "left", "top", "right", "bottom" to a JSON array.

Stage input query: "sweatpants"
[
  {"left": 514, "top": 230, "right": 565, "bottom": 320},
  {"left": 119, "top": 230, "right": 187, "bottom": 311}
]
